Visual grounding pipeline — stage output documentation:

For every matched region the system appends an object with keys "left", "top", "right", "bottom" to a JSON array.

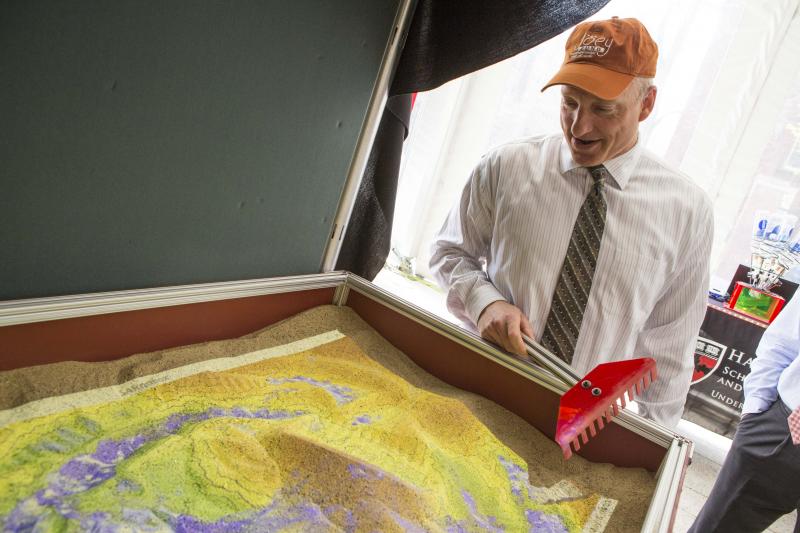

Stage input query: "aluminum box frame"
[{"left": 0, "top": 272, "right": 690, "bottom": 533}]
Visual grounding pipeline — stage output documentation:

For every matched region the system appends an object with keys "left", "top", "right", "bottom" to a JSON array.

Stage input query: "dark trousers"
[{"left": 688, "top": 398, "right": 800, "bottom": 533}]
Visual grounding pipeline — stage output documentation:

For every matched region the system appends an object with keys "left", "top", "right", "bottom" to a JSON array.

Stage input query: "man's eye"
[
  {"left": 595, "top": 106, "right": 614, "bottom": 114},
  {"left": 563, "top": 100, "right": 578, "bottom": 109}
]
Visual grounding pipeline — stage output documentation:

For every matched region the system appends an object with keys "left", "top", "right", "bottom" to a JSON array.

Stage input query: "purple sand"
[
  {"left": 347, "top": 463, "right": 385, "bottom": 481},
  {"left": 323, "top": 505, "right": 356, "bottom": 532},
  {"left": 80, "top": 511, "right": 116, "bottom": 532},
  {"left": 164, "top": 413, "right": 193, "bottom": 432},
  {"left": 499, "top": 455, "right": 528, "bottom": 501},
  {"left": 92, "top": 435, "right": 146, "bottom": 463},
  {"left": 173, "top": 513, "right": 250, "bottom": 532},
  {"left": 59, "top": 458, "right": 116, "bottom": 487},
  {"left": 351, "top": 414, "right": 372, "bottom": 426},
  {"left": 445, "top": 521, "right": 470, "bottom": 533},
  {"left": 498, "top": 455, "right": 525, "bottom": 476},
  {"left": 456, "top": 489, "right": 504, "bottom": 533},
  {"left": 121, "top": 507, "right": 167, "bottom": 529},
  {"left": 268, "top": 376, "right": 355, "bottom": 404},
  {"left": 230, "top": 407, "right": 248, "bottom": 418},
  {"left": 171, "top": 501, "right": 331, "bottom": 532},
  {"left": 526, "top": 510, "right": 569, "bottom": 533},
  {"left": 4, "top": 503, "right": 39, "bottom": 532}
]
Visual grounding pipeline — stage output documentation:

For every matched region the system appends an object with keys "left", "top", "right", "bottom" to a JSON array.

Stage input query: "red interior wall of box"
[
  {"left": 347, "top": 290, "right": 667, "bottom": 472},
  {"left": 0, "top": 288, "right": 335, "bottom": 371}
]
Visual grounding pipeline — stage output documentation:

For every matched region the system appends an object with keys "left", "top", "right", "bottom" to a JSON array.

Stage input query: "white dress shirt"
[
  {"left": 430, "top": 134, "right": 713, "bottom": 428},
  {"left": 744, "top": 293, "right": 800, "bottom": 414}
]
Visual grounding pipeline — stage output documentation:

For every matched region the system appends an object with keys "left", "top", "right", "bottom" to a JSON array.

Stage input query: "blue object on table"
[{"left": 709, "top": 288, "right": 729, "bottom": 303}]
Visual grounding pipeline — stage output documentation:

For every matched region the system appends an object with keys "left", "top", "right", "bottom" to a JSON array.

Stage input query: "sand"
[{"left": 0, "top": 305, "right": 656, "bottom": 531}]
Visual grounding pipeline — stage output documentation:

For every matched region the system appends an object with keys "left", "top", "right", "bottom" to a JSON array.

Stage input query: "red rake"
[{"left": 522, "top": 335, "right": 657, "bottom": 459}]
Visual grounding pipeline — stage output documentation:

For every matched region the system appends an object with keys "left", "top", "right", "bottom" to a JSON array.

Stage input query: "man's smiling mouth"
[{"left": 573, "top": 137, "right": 599, "bottom": 147}]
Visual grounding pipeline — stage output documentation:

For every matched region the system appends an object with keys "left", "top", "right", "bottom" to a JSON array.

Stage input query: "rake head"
[{"left": 555, "top": 357, "right": 657, "bottom": 459}]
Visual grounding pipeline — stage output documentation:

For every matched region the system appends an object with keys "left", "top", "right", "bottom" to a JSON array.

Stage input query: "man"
[
  {"left": 689, "top": 296, "right": 800, "bottom": 532},
  {"left": 429, "top": 17, "right": 713, "bottom": 427}
]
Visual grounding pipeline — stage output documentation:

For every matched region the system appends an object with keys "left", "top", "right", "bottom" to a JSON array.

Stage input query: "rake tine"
[{"left": 532, "top": 344, "right": 657, "bottom": 460}]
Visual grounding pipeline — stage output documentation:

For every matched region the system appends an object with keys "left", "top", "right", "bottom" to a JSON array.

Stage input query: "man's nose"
[{"left": 570, "top": 109, "right": 593, "bottom": 138}]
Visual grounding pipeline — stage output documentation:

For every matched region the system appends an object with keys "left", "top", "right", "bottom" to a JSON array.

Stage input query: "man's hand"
[{"left": 477, "top": 301, "right": 534, "bottom": 356}]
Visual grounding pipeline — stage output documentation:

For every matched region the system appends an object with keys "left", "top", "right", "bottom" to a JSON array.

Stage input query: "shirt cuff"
[
  {"left": 464, "top": 283, "right": 507, "bottom": 326},
  {"left": 741, "top": 395, "right": 772, "bottom": 415}
]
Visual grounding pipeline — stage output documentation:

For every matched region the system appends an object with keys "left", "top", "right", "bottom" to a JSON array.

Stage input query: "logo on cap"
[{"left": 570, "top": 31, "right": 613, "bottom": 60}]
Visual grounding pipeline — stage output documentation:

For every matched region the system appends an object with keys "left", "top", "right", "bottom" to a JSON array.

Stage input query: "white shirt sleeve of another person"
[
  {"left": 634, "top": 198, "right": 714, "bottom": 428},
  {"left": 742, "top": 292, "right": 800, "bottom": 415}
]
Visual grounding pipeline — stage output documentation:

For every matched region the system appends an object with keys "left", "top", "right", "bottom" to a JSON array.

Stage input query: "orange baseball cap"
[{"left": 542, "top": 17, "right": 658, "bottom": 100}]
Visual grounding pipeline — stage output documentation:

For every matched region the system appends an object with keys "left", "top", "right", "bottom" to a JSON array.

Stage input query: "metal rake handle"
[{"left": 521, "top": 334, "right": 581, "bottom": 387}]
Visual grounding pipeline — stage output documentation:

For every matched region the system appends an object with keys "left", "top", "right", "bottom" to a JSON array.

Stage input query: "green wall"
[{"left": 0, "top": 1, "right": 398, "bottom": 300}]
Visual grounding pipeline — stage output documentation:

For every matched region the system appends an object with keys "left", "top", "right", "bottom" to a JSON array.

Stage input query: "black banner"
[{"left": 687, "top": 302, "right": 766, "bottom": 418}]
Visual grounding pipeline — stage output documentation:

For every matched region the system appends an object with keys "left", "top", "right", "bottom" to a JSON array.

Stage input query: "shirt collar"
[{"left": 558, "top": 137, "right": 641, "bottom": 190}]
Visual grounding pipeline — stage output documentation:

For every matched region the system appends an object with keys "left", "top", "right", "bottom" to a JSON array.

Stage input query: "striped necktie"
[{"left": 540, "top": 165, "right": 608, "bottom": 363}]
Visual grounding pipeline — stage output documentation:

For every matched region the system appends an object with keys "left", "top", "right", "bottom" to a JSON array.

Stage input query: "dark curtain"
[{"left": 336, "top": 0, "right": 611, "bottom": 278}]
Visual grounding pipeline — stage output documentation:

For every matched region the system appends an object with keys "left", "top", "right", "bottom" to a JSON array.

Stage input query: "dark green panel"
[{"left": 0, "top": 0, "right": 398, "bottom": 300}]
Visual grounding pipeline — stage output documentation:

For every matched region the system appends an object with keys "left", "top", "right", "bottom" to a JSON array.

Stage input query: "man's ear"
[{"left": 639, "top": 86, "right": 657, "bottom": 122}]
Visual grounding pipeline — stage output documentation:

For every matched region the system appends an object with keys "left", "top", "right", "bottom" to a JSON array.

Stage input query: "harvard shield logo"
[{"left": 692, "top": 336, "right": 727, "bottom": 384}]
